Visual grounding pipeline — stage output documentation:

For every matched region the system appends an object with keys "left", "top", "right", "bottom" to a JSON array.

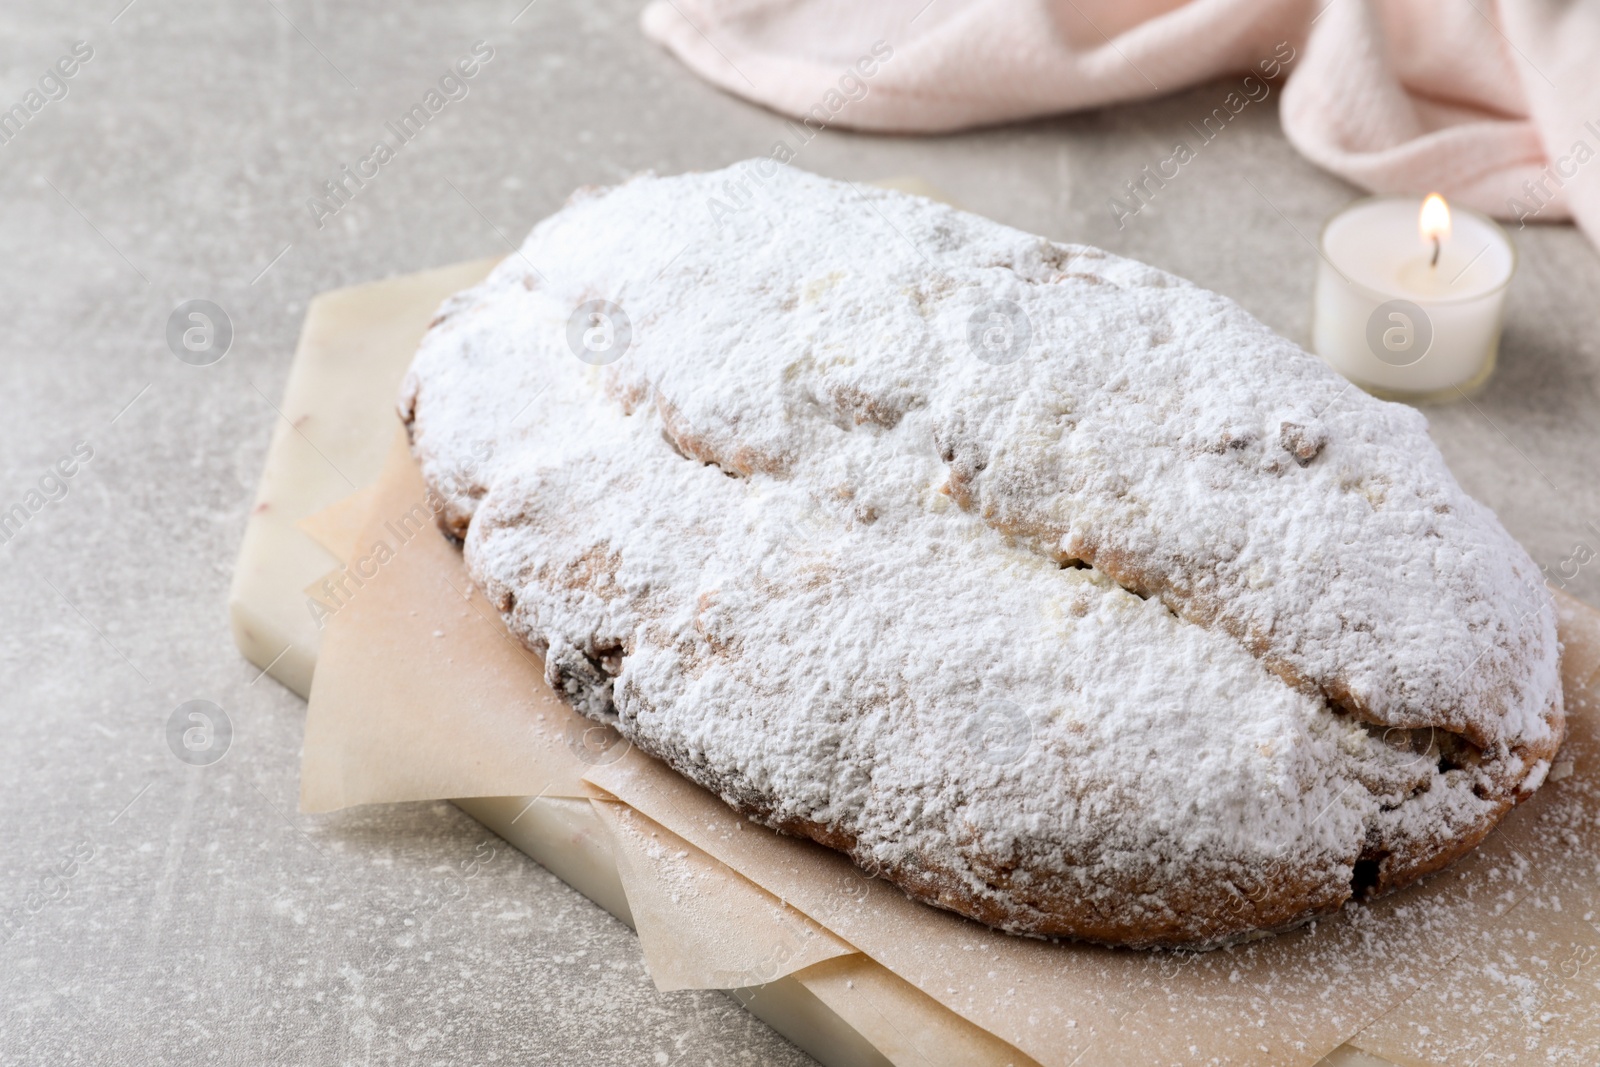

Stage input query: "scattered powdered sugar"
[{"left": 398, "top": 163, "right": 1564, "bottom": 947}]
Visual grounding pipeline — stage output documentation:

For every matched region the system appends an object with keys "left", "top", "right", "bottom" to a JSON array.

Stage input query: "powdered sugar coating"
[{"left": 399, "top": 164, "right": 1564, "bottom": 947}]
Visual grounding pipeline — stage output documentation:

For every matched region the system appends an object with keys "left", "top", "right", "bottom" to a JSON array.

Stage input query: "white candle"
[{"left": 1311, "top": 195, "right": 1515, "bottom": 401}]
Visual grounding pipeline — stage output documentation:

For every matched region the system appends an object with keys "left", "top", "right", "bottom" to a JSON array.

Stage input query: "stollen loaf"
[{"left": 398, "top": 163, "right": 1564, "bottom": 948}]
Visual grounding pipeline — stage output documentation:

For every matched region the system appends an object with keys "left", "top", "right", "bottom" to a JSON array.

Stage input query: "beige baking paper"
[
  {"left": 590, "top": 799, "right": 857, "bottom": 990},
  {"left": 784, "top": 953, "right": 1044, "bottom": 1067},
  {"left": 296, "top": 482, "right": 378, "bottom": 567},
  {"left": 300, "top": 431, "right": 607, "bottom": 810},
  {"left": 231, "top": 257, "right": 502, "bottom": 698},
  {"left": 301, "top": 439, "right": 1600, "bottom": 1066}
]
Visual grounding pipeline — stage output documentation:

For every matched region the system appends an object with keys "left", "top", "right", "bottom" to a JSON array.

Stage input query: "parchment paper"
[
  {"left": 785, "top": 954, "right": 1043, "bottom": 1067},
  {"left": 593, "top": 796, "right": 1047, "bottom": 1064},
  {"left": 296, "top": 482, "right": 377, "bottom": 570},
  {"left": 591, "top": 799, "right": 856, "bottom": 990},
  {"left": 301, "top": 432, "right": 607, "bottom": 810}
]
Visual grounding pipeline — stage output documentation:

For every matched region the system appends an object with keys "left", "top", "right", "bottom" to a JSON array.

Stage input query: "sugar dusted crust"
[{"left": 398, "top": 163, "right": 1565, "bottom": 949}]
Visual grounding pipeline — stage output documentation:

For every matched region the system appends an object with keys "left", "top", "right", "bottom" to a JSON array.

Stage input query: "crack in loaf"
[{"left": 397, "top": 163, "right": 1564, "bottom": 949}]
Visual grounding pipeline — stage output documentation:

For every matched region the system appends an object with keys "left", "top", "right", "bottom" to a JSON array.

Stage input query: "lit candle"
[{"left": 1310, "top": 194, "right": 1515, "bottom": 401}]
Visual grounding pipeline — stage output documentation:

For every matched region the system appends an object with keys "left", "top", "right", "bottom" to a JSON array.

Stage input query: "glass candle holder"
[{"left": 1311, "top": 195, "right": 1515, "bottom": 403}]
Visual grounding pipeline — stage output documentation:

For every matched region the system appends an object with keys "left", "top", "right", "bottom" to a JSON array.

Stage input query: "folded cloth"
[{"left": 641, "top": 0, "right": 1600, "bottom": 244}]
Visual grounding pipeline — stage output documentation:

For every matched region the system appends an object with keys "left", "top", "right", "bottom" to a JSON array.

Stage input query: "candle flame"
[{"left": 1419, "top": 193, "right": 1451, "bottom": 243}]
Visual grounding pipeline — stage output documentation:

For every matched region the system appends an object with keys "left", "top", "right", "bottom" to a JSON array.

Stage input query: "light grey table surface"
[{"left": 1, "top": 2, "right": 1596, "bottom": 1064}]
